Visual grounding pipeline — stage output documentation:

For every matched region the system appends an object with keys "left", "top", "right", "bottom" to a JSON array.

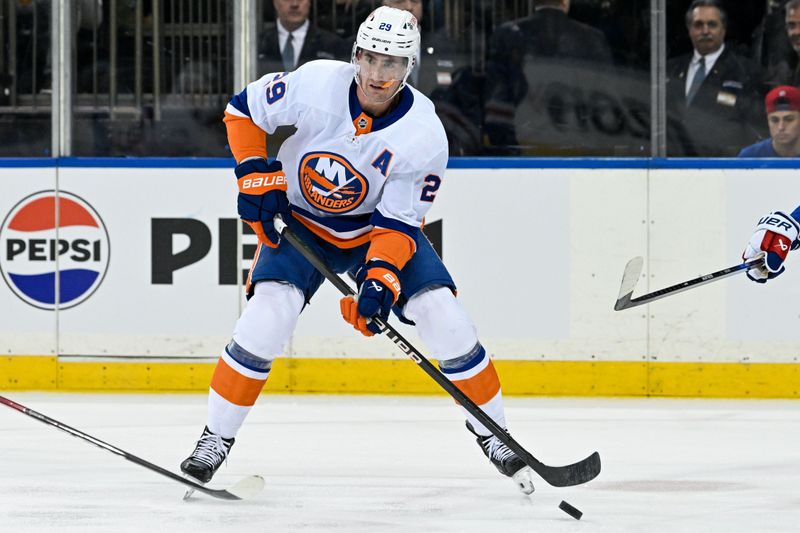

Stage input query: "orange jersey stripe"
[
  {"left": 224, "top": 111, "right": 268, "bottom": 162},
  {"left": 451, "top": 360, "right": 501, "bottom": 406},
  {"left": 209, "top": 357, "right": 267, "bottom": 407},
  {"left": 292, "top": 212, "right": 371, "bottom": 249},
  {"left": 366, "top": 228, "right": 416, "bottom": 270}
]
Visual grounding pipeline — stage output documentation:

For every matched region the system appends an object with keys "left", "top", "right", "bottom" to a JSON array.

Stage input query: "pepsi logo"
[
  {"left": 0, "top": 191, "right": 110, "bottom": 310},
  {"left": 298, "top": 151, "right": 369, "bottom": 214}
]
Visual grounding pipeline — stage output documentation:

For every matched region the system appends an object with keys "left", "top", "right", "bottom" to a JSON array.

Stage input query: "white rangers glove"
[{"left": 742, "top": 211, "right": 800, "bottom": 283}]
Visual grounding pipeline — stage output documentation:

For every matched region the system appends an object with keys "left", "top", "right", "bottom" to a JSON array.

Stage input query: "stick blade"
[
  {"left": 614, "top": 257, "right": 644, "bottom": 311},
  {"left": 538, "top": 451, "right": 601, "bottom": 487},
  {"left": 225, "top": 475, "right": 265, "bottom": 500}
]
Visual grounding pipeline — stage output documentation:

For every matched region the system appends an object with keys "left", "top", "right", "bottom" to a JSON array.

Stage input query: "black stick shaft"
[
  {"left": 622, "top": 259, "right": 762, "bottom": 310},
  {"left": 0, "top": 395, "right": 241, "bottom": 500},
  {"left": 276, "top": 219, "right": 600, "bottom": 487}
]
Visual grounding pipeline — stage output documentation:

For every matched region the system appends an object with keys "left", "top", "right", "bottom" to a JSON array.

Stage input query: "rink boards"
[{"left": 0, "top": 158, "right": 798, "bottom": 397}]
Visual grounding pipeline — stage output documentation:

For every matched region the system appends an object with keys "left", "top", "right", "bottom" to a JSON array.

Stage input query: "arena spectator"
[
  {"left": 482, "top": 0, "right": 615, "bottom": 154},
  {"left": 257, "top": 0, "right": 347, "bottom": 75},
  {"left": 739, "top": 85, "right": 800, "bottom": 157},
  {"left": 487, "top": 0, "right": 613, "bottom": 72},
  {"left": 315, "top": 0, "right": 373, "bottom": 40},
  {"left": 381, "top": 0, "right": 466, "bottom": 97},
  {"left": 761, "top": 0, "right": 800, "bottom": 88},
  {"left": 666, "top": 0, "right": 764, "bottom": 156}
]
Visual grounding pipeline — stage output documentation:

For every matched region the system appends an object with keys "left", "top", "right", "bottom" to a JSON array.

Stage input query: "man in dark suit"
[
  {"left": 666, "top": 0, "right": 764, "bottom": 156},
  {"left": 490, "top": 0, "right": 614, "bottom": 65},
  {"left": 761, "top": 0, "right": 800, "bottom": 88},
  {"left": 482, "top": 0, "right": 616, "bottom": 154},
  {"left": 381, "top": 0, "right": 467, "bottom": 97},
  {"left": 376, "top": 0, "right": 481, "bottom": 154},
  {"left": 257, "top": 0, "right": 348, "bottom": 76}
]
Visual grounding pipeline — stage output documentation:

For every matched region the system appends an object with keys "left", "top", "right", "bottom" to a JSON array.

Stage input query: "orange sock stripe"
[
  {"left": 224, "top": 111, "right": 268, "bottom": 162},
  {"left": 451, "top": 360, "right": 501, "bottom": 406},
  {"left": 209, "top": 357, "right": 267, "bottom": 407}
]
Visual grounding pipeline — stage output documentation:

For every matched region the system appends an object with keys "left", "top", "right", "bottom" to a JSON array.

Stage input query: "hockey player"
[
  {"left": 742, "top": 206, "right": 800, "bottom": 283},
  {"left": 180, "top": 6, "right": 534, "bottom": 495}
]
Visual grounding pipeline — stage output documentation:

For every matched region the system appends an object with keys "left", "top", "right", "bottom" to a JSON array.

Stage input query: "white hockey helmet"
[{"left": 351, "top": 6, "right": 420, "bottom": 93}]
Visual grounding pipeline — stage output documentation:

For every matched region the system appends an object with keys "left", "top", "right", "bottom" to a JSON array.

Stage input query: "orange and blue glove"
[
  {"left": 235, "top": 158, "right": 290, "bottom": 247},
  {"left": 742, "top": 211, "right": 799, "bottom": 283},
  {"left": 340, "top": 260, "right": 401, "bottom": 336}
]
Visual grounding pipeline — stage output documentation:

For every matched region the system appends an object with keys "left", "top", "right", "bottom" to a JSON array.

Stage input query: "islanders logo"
[
  {"left": 298, "top": 152, "right": 369, "bottom": 214},
  {"left": 0, "top": 191, "right": 110, "bottom": 310}
]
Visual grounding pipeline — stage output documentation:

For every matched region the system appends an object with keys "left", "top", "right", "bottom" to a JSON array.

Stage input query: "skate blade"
[
  {"left": 512, "top": 467, "right": 535, "bottom": 495},
  {"left": 182, "top": 474, "right": 204, "bottom": 501}
]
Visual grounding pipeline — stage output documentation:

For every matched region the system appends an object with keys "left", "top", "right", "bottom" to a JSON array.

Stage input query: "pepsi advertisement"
[
  {"left": 0, "top": 167, "right": 240, "bottom": 358},
  {"left": 0, "top": 191, "right": 110, "bottom": 310}
]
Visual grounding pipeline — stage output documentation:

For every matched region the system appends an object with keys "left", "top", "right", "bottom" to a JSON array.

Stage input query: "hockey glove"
[
  {"left": 236, "top": 158, "right": 290, "bottom": 248},
  {"left": 742, "top": 211, "right": 799, "bottom": 283},
  {"left": 340, "top": 260, "right": 401, "bottom": 336}
]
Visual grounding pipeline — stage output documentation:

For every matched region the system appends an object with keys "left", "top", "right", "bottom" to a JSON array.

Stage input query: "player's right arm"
[
  {"left": 224, "top": 68, "right": 304, "bottom": 159},
  {"left": 223, "top": 69, "right": 304, "bottom": 247},
  {"left": 742, "top": 208, "right": 800, "bottom": 283}
]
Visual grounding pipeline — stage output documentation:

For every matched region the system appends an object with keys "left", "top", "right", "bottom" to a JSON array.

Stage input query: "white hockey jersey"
[{"left": 225, "top": 60, "right": 448, "bottom": 248}]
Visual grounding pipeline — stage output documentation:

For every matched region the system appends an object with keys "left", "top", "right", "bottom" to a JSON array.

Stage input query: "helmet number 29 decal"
[{"left": 378, "top": 22, "right": 392, "bottom": 31}]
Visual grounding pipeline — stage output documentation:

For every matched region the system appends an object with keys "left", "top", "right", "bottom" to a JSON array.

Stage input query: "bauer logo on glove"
[
  {"left": 238, "top": 173, "right": 288, "bottom": 194},
  {"left": 742, "top": 211, "right": 799, "bottom": 283},
  {"left": 235, "top": 158, "right": 290, "bottom": 248}
]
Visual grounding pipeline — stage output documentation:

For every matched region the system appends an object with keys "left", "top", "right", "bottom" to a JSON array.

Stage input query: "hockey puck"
[{"left": 559, "top": 500, "right": 583, "bottom": 520}]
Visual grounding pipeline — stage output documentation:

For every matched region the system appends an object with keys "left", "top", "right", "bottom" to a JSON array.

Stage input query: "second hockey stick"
[
  {"left": 0, "top": 395, "right": 264, "bottom": 500},
  {"left": 274, "top": 217, "right": 601, "bottom": 488},
  {"left": 613, "top": 256, "right": 764, "bottom": 311}
]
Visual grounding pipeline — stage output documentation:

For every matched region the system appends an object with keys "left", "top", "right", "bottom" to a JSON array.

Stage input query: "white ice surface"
[{"left": 1, "top": 393, "right": 798, "bottom": 533}]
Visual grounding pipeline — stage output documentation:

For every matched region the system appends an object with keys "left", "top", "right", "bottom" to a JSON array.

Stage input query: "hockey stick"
[
  {"left": 613, "top": 256, "right": 764, "bottom": 311},
  {"left": 274, "top": 217, "right": 601, "bottom": 488},
  {"left": 0, "top": 395, "right": 264, "bottom": 500}
]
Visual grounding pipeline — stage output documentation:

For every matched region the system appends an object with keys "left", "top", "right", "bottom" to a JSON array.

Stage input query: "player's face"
[
  {"left": 273, "top": 0, "right": 310, "bottom": 30},
  {"left": 768, "top": 111, "right": 800, "bottom": 148},
  {"left": 356, "top": 50, "right": 408, "bottom": 102},
  {"left": 688, "top": 7, "right": 725, "bottom": 56},
  {"left": 786, "top": 8, "right": 800, "bottom": 53},
  {"left": 382, "top": 0, "right": 423, "bottom": 23}
]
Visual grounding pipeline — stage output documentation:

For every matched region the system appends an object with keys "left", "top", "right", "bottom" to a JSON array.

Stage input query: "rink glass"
[{"left": 0, "top": 1, "right": 778, "bottom": 157}]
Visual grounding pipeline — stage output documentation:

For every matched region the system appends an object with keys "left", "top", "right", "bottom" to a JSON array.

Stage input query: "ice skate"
[
  {"left": 180, "top": 426, "right": 235, "bottom": 499},
  {"left": 467, "top": 422, "right": 535, "bottom": 495}
]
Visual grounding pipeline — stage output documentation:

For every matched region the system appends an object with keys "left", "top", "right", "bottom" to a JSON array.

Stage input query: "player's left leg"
[
  {"left": 403, "top": 287, "right": 532, "bottom": 492},
  {"left": 397, "top": 239, "right": 533, "bottom": 493}
]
